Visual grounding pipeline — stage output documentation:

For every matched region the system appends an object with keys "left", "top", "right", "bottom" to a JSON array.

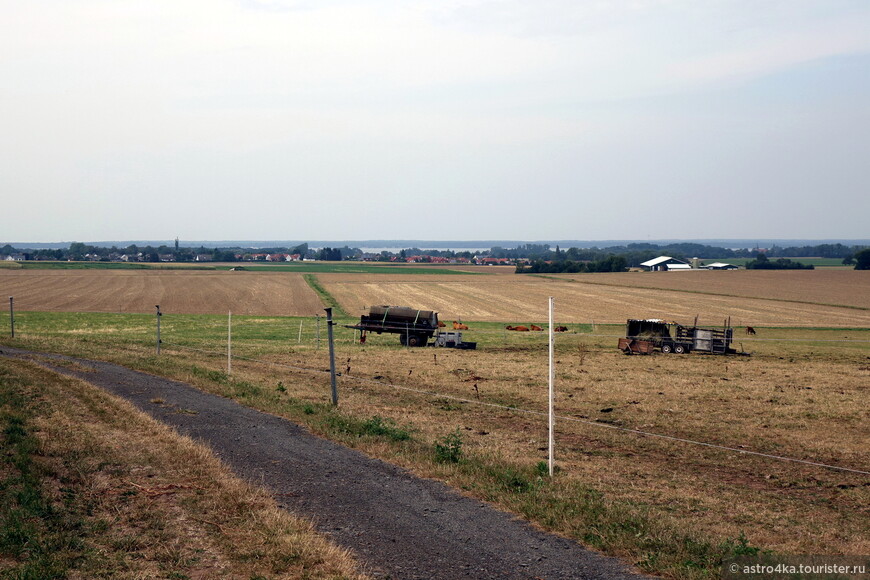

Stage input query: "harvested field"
[
  {"left": 551, "top": 269, "right": 870, "bottom": 310},
  {"left": 317, "top": 270, "right": 870, "bottom": 327},
  {"left": 0, "top": 269, "right": 323, "bottom": 315}
]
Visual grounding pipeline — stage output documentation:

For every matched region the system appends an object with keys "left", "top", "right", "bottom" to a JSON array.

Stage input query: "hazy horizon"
[{"left": 5, "top": 238, "right": 869, "bottom": 251}]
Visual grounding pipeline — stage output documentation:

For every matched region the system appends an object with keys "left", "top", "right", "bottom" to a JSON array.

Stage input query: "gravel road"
[{"left": 2, "top": 347, "right": 648, "bottom": 580}]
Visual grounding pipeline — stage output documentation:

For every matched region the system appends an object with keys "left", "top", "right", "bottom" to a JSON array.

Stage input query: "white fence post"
[{"left": 548, "top": 296, "right": 555, "bottom": 477}]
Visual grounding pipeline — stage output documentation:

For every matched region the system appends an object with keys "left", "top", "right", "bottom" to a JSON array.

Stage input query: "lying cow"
[
  {"left": 453, "top": 321, "right": 469, "bottom": 330},
  {"left": 506, "top": 325, "right": 530, "bottom": 331}
]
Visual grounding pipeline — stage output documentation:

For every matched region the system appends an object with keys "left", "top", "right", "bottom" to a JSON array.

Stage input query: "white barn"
[{"left": 640, "top": 256, "right": 692, "bottom": 271}]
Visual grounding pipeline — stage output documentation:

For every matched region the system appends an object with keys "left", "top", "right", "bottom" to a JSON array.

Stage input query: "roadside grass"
[
  {"left": 0, "top": 357, "right": 367, "bottom": 579},
  {"left": 2, "top": 313, "right": 869, "bottom": 579}
]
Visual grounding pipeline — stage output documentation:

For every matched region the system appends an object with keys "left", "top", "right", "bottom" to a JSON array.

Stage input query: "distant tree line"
[
  {"left": 1, "top": 241, "right": 867, "bottom": 269},
  {"left": 743, "top": 254, "right": 814, "bottom": 270},
  {"left": 516, "top": 255, "right": 628, "bottom": 274}
]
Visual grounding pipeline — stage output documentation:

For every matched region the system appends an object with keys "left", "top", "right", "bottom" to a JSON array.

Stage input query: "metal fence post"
[
  {"left": 155, "top": 305, "right": 162, "bottom": 355},
  {"left": 325, "top": 307, "right": 338, "bottom": 405},
  {"left": 227, "top": 311, "right": 232, "bottom": 376},
  {"left": 9, "top": 297, "right": 14, "bottom": 339}
]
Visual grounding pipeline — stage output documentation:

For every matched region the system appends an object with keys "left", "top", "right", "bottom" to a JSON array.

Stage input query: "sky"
[{"left": 2, "top": 0, "right": 869, "bottom": 243}]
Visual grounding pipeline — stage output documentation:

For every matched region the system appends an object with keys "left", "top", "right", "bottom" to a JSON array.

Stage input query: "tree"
[
  {"left": 68, "top": 242, "right": 88, "bottom": 260},
  {"left": 855, "top": 249, "right": 870, "bottom": 270}
]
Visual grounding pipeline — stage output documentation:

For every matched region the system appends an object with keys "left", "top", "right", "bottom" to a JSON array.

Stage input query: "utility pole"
[{"left": 325, "top": 307, "right": 338, "bottom": 405}]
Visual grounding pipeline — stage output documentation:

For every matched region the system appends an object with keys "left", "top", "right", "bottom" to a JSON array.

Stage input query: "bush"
[{"left": 434, "top": 429, "right": 463, "bottom": 463}]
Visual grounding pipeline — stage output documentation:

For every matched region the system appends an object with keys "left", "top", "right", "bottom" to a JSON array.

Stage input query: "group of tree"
[
  {"left": 516, "top": 255, "right": 628, "bottom": 274},
  {"left": 743, "top": 254, "right": 814, "bottom": 270}
]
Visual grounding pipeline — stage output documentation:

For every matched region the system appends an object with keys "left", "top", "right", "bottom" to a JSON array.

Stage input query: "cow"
[
  {"left": 437, "top": 321, "right": 446, "bottom": 328},
  {"left": 554, "top": 326, "right": 569, "bottom": 332},
  {"left": 506, "top": 325, "right": 530, "bottom": 331},
  {"left": 745, "top": 326, "right": 757, "bottom": 335},
  {"left": 453, "top": 321, "right": 469, "bottom": 330},
  {"left": 530, "top": 324, "right": 543, "bottom": 331}
]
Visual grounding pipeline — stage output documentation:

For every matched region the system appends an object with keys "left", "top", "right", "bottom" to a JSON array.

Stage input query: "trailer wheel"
[
  {"left": 407, "top": 334, "right": 423, "bottom": 347},
  {"left": 674, "top": 344, "right": 686, "bottom": 354},
  {"left": 661, "top": 344, "right": 672, "bottom": 354}
]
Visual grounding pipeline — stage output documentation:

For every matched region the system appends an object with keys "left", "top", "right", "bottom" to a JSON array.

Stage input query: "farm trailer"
[
  {"left": 347, "top": 306, "right": 476, "bottom": 349},
  {"left": 618, "top": 318, "right": 745, "bottom": 355}
]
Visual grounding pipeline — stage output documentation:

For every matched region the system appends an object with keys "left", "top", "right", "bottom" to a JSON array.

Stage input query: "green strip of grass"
[
  {"left": 10, "top": 260, "right": 478, "bottom": 275},
  {"left": 303, "top": 274, "right": 349, "bottom": 317}
]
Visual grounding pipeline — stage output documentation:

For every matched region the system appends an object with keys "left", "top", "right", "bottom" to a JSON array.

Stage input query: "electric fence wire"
[{"left": 166, "top": 341, "right": 870, "bottom": 477}]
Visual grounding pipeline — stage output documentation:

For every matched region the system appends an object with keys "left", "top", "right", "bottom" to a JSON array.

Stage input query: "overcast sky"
[{"left": 2, "top": 1, "right": 869, "bottom": 243}]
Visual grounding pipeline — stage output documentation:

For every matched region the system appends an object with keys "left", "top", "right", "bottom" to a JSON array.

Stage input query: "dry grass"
[
  {"left": 317, "top": 270, "right": 870, "bottom": 327},
  {"left": 0, "top": 269, "right": 323, "bottom": 315},
  {"left": 288, "top": 340, "right": 869, "bottom": 555},
  {"left": 0, "top": 357, "right": 367, "bottom": 579}
]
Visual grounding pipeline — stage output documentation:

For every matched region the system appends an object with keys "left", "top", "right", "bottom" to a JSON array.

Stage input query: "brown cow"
[
  {"left": 530, "top": 324, "right": 543, "bottom": 331},
  {"left": 745, "top": 326, "right": 756, "bottom": 335},
  {"left": 506, "top": 325, "right": 530, "bottom": 331},
  {"left": 453, "top": 321, "right": 469, "bottom": 330},
  {"left": 554, "top": 326, "right": 568, "bottom": 332},
  {"left": 437, "top": 321, "right": 446, "bottom": 328}
]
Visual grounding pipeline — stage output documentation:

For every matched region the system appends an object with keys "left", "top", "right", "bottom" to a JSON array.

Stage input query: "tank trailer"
[{"left": 348, "top": 305, "right": 475, "bottom": 349}]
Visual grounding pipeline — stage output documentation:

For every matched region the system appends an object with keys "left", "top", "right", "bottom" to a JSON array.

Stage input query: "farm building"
[
  {"left": 704, "top": 262, "right": 738, "bottom": 270},
  {"left": 640, "top": 256, "right": 692, "bottom": 271}
]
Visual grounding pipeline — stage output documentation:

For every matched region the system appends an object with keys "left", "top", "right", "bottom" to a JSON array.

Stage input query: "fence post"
[
  {"left": 548, "top": 297, "right": 555, "bottom": 477},
  {"left": 155, "top": 305, "right": 162, "bottom": 355},
  {"left": 316, "top": 315, "right": 321, "bottom": 350},
  {"left": 325, "top": 307, "right": 338, "bottom": 405},
  {"left": 9, "top": 297, "right": 13, "bottom": 339},
  {"left": 227, "top": 311, "right": 232, "bottom": 376}
]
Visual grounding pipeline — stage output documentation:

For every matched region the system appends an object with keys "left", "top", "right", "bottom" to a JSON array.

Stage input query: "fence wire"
[{"left": 164, "top": 341, "right": 870, "bottom": 477}]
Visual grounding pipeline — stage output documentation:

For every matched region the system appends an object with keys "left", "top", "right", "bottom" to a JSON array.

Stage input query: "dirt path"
[{"left": 2, "top": 347, "right": 647, "bottom": 580}]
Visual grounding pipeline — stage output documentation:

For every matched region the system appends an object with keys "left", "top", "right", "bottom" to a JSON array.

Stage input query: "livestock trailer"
[
  {"left": 348, "top": 305, "right": 440, "bottom": 347},
  {"left": 619, "top": 318, "right": 742, "bottom": 355}
]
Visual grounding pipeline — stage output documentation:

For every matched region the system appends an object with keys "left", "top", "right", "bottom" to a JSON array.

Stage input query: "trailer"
[
  {"left": 347, "top": 305, "right": 440, "bottom": 347},
  {"left": 619, "top": 318, "right": 744, "bottom": 355},
  {"left": 431, "top": 331, "right": 476, "bottom": 350}
]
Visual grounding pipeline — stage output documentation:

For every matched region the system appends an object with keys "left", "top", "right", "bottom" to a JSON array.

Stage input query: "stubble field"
[
  {"left": 0, "top": 268, "right": 323, "bottom": 316},
  {"left": 1, "top": 263, "right": 868, "bottom": 578},
  {"left": 317, "top": 268, "right": 870, "bottom": 327}
]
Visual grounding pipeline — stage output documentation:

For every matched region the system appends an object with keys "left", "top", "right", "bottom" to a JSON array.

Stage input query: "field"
[
  {"left": 1, "top": 265, "right": 868, "bottom": 579},
  {"left": 318, "top": 268, "right": 870, "bottom": 327},
  {"left": 0, "top": 268, "right": 324, "bottom": 316}
]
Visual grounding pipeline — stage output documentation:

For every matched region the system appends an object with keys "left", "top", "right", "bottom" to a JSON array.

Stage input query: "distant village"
[{"left": 2, "top": 241, "right": 866, "bottom": 271}]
